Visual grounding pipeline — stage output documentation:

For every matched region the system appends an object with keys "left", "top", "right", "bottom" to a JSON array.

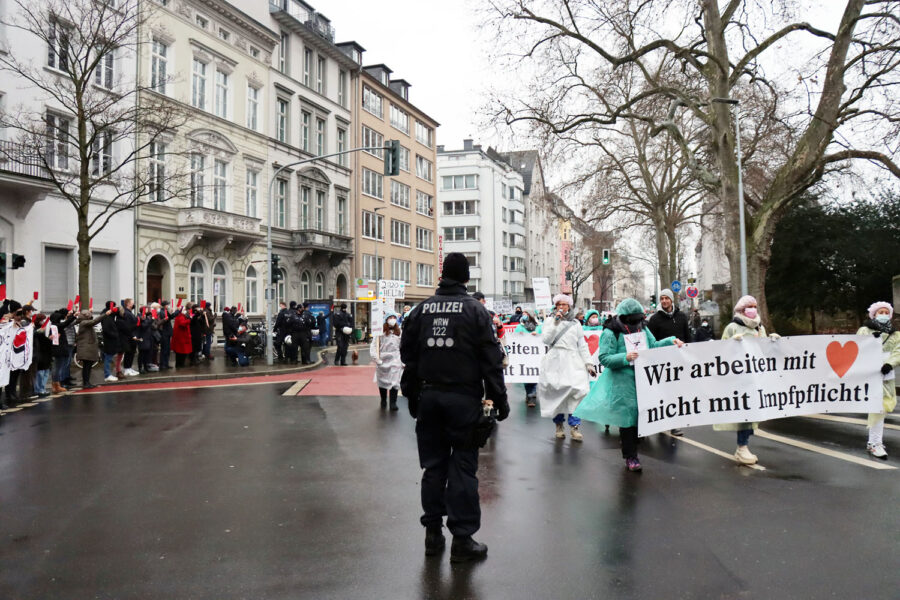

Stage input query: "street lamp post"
[
  {"left": 372, "top": 206, "right": 385, "bottom": 283},
  {"left": 712, "top": 97, "right": 748, "bottom": 296}
]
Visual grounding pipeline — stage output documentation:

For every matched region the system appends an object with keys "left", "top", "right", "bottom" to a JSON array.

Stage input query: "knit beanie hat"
[
  {"left": 442, "top": 253, "right": 470, "bottom": 283},
  {"left": 868, "top": 301, "right": 893, "bottom": 319}
]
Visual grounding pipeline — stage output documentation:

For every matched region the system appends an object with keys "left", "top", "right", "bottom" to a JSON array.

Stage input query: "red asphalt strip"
[{"left": 72, "top": 365, "right": 377, "bottom": 396}]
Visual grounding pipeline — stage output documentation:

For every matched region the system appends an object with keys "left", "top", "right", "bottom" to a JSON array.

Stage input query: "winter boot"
[
  {"left": 526, "top": 394, "right": 536, "bottom": 408},
  {"left": 450, "top": 536, "right": 488, "bottom": 563},
  {"left": 389, "top": 389, "right": 399, "bottom": 411},
  {"left": 555, "top": 422, "right": 566, "bottom": 439},
  {"left": 734, "top": 445, "right": 758, "bottom": 465},
  {"left": 569, "top": 425, "right": 583, "bottom": 442},
  {"left": 424, "top": 527, "right": 445, "bottom": 556},
  {"left": 52, "top": 381, "right": 66, "bottom": 394}
]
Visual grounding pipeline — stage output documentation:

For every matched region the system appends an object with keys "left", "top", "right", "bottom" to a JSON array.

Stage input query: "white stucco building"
[{"left": 436, "top": 140, "right": 527, "bottom": 301}]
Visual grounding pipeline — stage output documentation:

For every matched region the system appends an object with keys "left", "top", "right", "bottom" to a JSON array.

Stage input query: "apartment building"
[
  {"left": 436, "top": 141, "right": 527, "bottom": 301},
  {"left": 354, "top": 63, "right": 440, "bottom": 308},
  {"left": 134, "top": 0, "right": 280, "bottom": 311}
]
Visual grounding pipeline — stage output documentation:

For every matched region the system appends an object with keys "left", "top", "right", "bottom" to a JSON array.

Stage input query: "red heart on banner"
[
  {"left": 826, "top": 341, "right": 858, "bottom": 378},
  {"left": 584, "top": 334, "right": 600, "bottom": 356}
]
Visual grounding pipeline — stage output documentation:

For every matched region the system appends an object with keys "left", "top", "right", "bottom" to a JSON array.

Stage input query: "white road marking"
[
  {"left": 282, "top": 380, "right": 310, "bottom": 396},
  {"left": 662, "top": 432, "right": 766, "bottom": 471},
  {"left": 755, "top": 429, "right": 896, "bottom": 470},
  {"left": 801, "top": 413, "right": 900, "bottom": 432}
]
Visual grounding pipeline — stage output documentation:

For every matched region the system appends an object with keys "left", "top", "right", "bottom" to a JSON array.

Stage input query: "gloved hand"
[
  {"left": 732, "top": 333, "right": 744, "bottom": 341},
  {"left": 586, "top": 365, "right": 598, "bottom": 377},
  {"left": 769, "top": 333, "right": 781, "bottom": 341},
  {"left": 407, "top": 395, "right": 419, "bottom": 419},
  {"left": 882, "top": 363, "right": 893, "bottom": 375},
  {"left": 495, "top": 397, "right": 510, "bottom": 421}
]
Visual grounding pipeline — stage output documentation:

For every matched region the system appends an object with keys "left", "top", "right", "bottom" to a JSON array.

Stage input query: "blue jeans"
[
  {"left": 103, "top": 353, "right": 117, "bottom": 378},
  {"left": 203, "top": 333, "right": 213, "bottom": 357},
  {"left": 53, "top": 355, "right": 67, "bottom": 383},
  {"left": 553, "top": 413, "right": 581, "bottom": 427},
  {"left": 225, "top": 346, "right": 249, "bottom": 366},
  {"left": 524, "top": 383, "right": 537, "bottom": 396},
  {"left": 737, "top": 429, "right": 753, "bottom": 446},
  {"left": 34, "top": 369, "right": 49, "bottom": 394}
]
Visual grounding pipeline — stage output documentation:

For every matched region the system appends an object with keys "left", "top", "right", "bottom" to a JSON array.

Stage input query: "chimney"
[{"left": 463, "top": 139, "right": 473, "bottom": 151}]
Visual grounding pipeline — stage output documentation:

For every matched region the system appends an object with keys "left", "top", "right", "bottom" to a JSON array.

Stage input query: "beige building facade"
[
  {"left": 353, "top": 64, "right": 439, "bottom": 308},
  {"left": 135, "top": 0, "right": 279, "bottom": 313}
]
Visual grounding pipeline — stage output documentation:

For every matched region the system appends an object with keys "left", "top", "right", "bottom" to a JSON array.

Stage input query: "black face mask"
[{"left": 620, "top": 314, "right": 643, "bottom": 326}]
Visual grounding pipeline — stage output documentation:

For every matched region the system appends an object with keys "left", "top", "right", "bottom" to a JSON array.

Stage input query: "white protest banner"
[
  {"left": 635, "top": 335, "right": 882, "bottom": 437},
  {"left": 378, "top": 279, "right": 406, "bottom": 299},
  {"left": 494, "top": 297, "right": 514, "bottom": 314},
  {"left": 485, "top": 297, "right": 495, "bottom": 313},
  {"left": 532, "top": 277, "right": 552, "bottom": 308},
  {"left": 503, "top": 331, "right": 602, "bottom": 383},
  {"left": 370, "top": 297, "right": 387, "bottom": 336}
]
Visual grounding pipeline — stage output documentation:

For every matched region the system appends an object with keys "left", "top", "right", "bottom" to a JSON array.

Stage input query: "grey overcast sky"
[{"left": 323, "top": 0, "right": 496, "bottom": 152}]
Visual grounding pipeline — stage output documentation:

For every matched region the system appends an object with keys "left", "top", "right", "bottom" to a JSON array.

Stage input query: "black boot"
[
  {"left": 450, "top": 535, "right": 488, "bottom": 563},
  {"left": 389, "top": 389, "right": 399, "bottom": 411},
  {"left": 424, "top": 527, "right": 445, "bottom": 556}
]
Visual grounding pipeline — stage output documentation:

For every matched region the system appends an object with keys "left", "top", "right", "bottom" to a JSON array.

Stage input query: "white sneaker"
[
  {"left": 867, "top": 443, "right": 888, "bottom": 459},
  {"left": 104, "top": 376, "right": 118, "bottom": 382},
  {"left": 735, "top": 445, "right": 758, "bottom": 465},
  {"left": 125, "top": 369, "right": 139, "bottom": 377}
]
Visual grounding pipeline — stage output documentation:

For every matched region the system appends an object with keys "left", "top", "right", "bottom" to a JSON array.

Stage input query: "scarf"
[
  {"left": 733, "top": 314, "right": 761, "bottom": 330},
  {"left": 865, "top": 318, "right": 894, "bottom": 336},
  {"left": 520, "top": 317, "right": 537, "bottom": 332}
]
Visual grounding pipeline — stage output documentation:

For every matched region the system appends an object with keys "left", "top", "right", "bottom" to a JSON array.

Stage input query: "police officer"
[
  {"left": 293, "top": 303, "right": 316, "bottom": 364},
  {"left": 332, "top": 303, "right": 353, "bottom": 366},
  {"left": 400, "top": 253, "right": 508, "bottom": 563}
]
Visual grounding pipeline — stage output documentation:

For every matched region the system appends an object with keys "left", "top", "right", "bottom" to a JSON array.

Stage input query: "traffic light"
[
  {"left": 0, "top": 253, "right": 6, "bottom": 286},
  {"left": 11, "top": 254, "right": 25, "bottom": 269},
  {"left": 602, "top": 249, "right": 610, "bottom": 265},
  {"left": 271, "top": 254, "right": 283, "bottom": 282},
  {"left": 383, "top": 140, "right": 400, "bottom": 176},
  {"left": 650, "top": 294, "right": 657, "bottom": 308}
]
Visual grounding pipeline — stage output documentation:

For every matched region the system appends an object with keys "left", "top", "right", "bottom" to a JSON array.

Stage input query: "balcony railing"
[
  {"left": 269, "top": 1, "right": 335, "bottom": 41},
  {"left": 292, "top": 227, "right": 352, "bottom": 253},
  {"left": 178, "top": 206, "right": 262, "bottom": 236},
  {"left": 0, "top": 140, "right": 51, "bottom": 180}
]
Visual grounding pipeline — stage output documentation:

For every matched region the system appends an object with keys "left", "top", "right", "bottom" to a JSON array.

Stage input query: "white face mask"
[
  {"left": 387, "top": 318, "right": 397, "bottom": 326},
  {"left": 875, "top": 314, "right": 891, "bottom": 323},
  {"left": 588, "top": 317, "right": 599, "bottom": 326}
]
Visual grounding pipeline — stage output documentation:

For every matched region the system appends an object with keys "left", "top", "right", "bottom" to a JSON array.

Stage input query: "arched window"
[
  {"left": 213, "top": 261, "right": 228, "bottom": 312},
  {"left": 189, "top": 260, "right": 205, "bottom": 304},
  {"left": 276, "top": 269, "right": 287, "bottom": 306},
  {"left": 300, "top": 271, "right": 311, "bottom": 301},
  {"left": 245, "top": 265, "right": 258, "bottom": 313},
  {"left": 314, "top": 272, "right": 325, "bottom": 298}
]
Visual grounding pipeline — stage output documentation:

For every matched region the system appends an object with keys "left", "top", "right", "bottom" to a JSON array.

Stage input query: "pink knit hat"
[
  {"left": 553, "top": 293, "right": 574, "bottom": 307},
  {"left": 868, "top": 301, "right": 893, "bottom": 319},
  {"left": 733, "top": 295, "right": 757, "bottom": 314}
]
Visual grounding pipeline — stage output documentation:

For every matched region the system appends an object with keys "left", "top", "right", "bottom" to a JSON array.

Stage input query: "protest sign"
[
  {"left": 532, "top": 277, "right": 552, "bottom": 309},
  {"left": 494, "top": 298, "right": 514, "bottom": 314},
  {"left": 635, "top": 335, "right": 882, "bottom": 437},
  {"left": 503, "top": 331, "right": 602, "bottom": 383}
]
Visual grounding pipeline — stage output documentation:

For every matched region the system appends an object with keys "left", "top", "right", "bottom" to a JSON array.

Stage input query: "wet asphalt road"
[{"left": 0, "top": 376, "right": 898, "bottom": 599}]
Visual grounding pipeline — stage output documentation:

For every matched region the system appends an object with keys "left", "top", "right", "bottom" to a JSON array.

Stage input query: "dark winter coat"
[
  {"left": 116, "top": 307, "right": 138, "bottom": 353},
  {"left": 647, "top": 307, "right": 692, "bottom": 344},
  {"left": 34, "top": 330, "right": 53, "bottom": 370},
  {"left": 101, "top": 312, "right": 119, "bottom": 355},
  {"left": 50, "top": 312, "right": 76, "bottom": 358},
  {"left": 136, "top": 316, "right": 154, "bottom": 351},
  {"left": 333, "top": 310, "right": 353, "bottom": 333},
  {"left": 222, "top": 311, "right": 238, "bottom": 339},
  {"left": 694, "top": 325, "right": 714, "bottom": 342}
]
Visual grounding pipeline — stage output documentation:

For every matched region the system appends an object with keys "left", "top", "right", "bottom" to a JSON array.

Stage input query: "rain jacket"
[
  {"left": 856, "top": 323, "right": 900, "bottom": 424},
  {"left": 372, "top": 331, "right": 402, "bottom": 390},
  {"left": 538, "top": 314, "right": 593, "bottom": 418},
  {"left": 575, "top": 299, "right": 675, "bottom": 428},
  {"left": 715, "top": 315, "right": 769, "bottom": 431}
]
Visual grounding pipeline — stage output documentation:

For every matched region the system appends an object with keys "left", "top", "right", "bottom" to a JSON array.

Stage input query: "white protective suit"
[
  {"left": 372, "top": 333, "right": 403, "bottom": 390},
  {"left": 538, "top": 317, "right": 593, "bottom": 418}
]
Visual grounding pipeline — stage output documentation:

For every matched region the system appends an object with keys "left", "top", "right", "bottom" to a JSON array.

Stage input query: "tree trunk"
[
  {"left": 666, "top": 225, "right": 679, "bottom": 289},
  {"left": 77, "top": 209, "right": 91, "bottom": 305},
  {"left": 655, "top": 226, "right": 671, "bottom": 288}
]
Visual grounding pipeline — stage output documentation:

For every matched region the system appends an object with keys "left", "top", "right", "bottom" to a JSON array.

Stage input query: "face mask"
[
  {"left": 743, "top": 308, "right": 758, "bottom": 319},
  {"left": 701, "top": 322, "right": 709, "bottom": 327},
  {"left": 521, "top": 315, "right": 529, "bottom": 322},
  {"left": 387, "top": 318, "right": 397, "bottom": 326},
  {"left": 588, "top": 317, "right": 599, "bottom": 325},
  {"left": 875, "top": 314, "right": 891, "bottom": 323}
]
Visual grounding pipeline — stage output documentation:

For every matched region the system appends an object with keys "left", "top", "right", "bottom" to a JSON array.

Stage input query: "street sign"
[
  {"left": 671, "top": 280, "right": 682, "bottom": 293},
  {"left": 378, "top": 279, "right": 406, "bottom": 299},
  {"left": 686, "top": 286, "right": 699, "bottom": 299},
  {"left": 355, "top": 278, "right": 375, "bottom": 301}
]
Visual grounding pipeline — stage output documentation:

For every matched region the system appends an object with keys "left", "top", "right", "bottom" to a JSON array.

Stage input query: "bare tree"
[
  {"left": 0, "top": 0, "right": 190, "bottom": 301},
  {"left": 487, "top": 0, "right": 900, "bottom": 321}
]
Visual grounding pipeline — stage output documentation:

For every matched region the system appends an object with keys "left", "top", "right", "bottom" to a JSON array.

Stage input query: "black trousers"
[
  {"left": 81, "top": 361, "right": 94, "bottom": 386},
  {"left": 620, "top": 426, "right": 639, "bottom": 459},
  {"left": 5, "top": 369, "right": 21, "bottom": 401},
  {"left": 415, "top": 389, "right": 482, "bottom": 537},
  {"left": 298, "top": 332, "right": 312, "bottom": 364},
  {"left": 335, "top": 333, "right": 350, "bottom": 364},
  {"left": 159, "top": 335, "right": 171, "bottom": 368}
]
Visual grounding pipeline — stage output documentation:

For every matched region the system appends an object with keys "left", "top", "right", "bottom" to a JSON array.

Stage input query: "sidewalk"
[{"left": 90, "top": 343, "right": 370, "bottom": 388}]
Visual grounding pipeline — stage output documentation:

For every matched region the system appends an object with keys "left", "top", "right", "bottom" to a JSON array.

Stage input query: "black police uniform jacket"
[{"left": 399, "top": 279, "right": 507, "bottom": 402}]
